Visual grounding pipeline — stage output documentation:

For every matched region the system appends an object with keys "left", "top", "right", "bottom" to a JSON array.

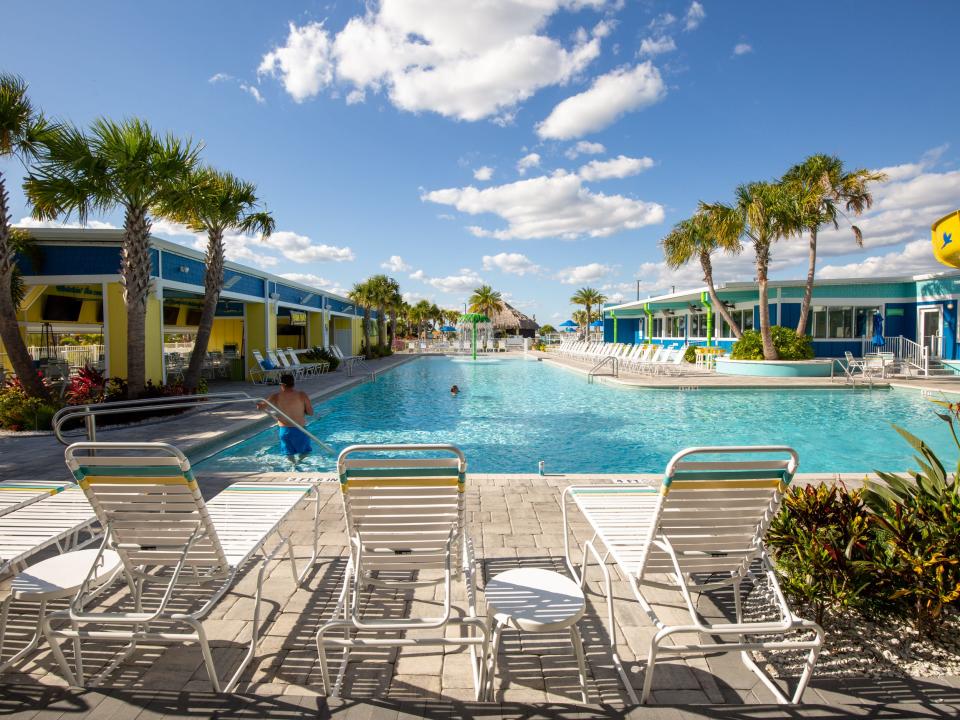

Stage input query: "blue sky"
[{"left": 3, "top": 1, "right": 959, "bottom": 322}]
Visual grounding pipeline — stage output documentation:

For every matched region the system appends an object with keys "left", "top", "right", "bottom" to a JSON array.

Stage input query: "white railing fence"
[{"left": 861, "top": 335, "right": 929, "bottom": 376}]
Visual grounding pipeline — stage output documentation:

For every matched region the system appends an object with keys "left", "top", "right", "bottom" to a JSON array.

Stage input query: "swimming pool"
[{"left": 197, "top": 356, "right": 957, "bottom": 474}]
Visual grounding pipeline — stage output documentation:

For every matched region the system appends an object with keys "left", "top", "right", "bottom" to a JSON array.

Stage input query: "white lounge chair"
[
  {"left": 0, "top": 479, "right": 74, "bottom": 518},
  {"left": 562, "top": 446, "right": 823, "bottom": 705},
  {"left": 316, "top": 444, "right": 489, "bottom": 700},
  {"left": 284, "top": 348, "right": 325, "bottom": 376},
  {"left": 43, "top": 442, "right": 317, "bottom": 692},
  {"left": 250, "top": 349, "right": 283, "bottom": 384}
]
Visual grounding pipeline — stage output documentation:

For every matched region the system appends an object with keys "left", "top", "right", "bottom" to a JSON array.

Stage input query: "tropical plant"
[
  {"left": 155, "top": 168, "right": 274, "bottom": 392},
  {"left": 571, "top": 309, "right": 588, "bottom": 329},
  {"left": 365, "top": 274, "right": 398, "bottom": 350},
  {"left": 468, "top": 284, "right": 504, "bottom": 320},
  {"left": 442, "top": 309, "right": 461, "bottom": 327},
  {"left": 662, "top": 208, "right": 745, "bottom": 339},
  {"left": 539, "top": 324, "right": 556, "bottom": 335},
  {"left": 0, "top": 73, "right": 57, "bottom": 400},
  {"left": 731, "top": 327, "right": 814, "bottom": 361},
  {"left": 781, "top": 155, "right": 885, "bottom": 337},
  {"left": 26, "top": 117, "right": 201, "bottom": 396},
  {"left": 767, "top": 483, "right": 874, "bottom": 627},
  {"left": 8, "top": 228, "right": 42, "bottom": 311},
  {"left": 570, "top": 287, "right": 606, "bottom": 339},
  {"left": 347, "top": 281, "right": 376, "bottom": 358},
  {"left": 864, "top": 414, "right": 960, "bottom": 636},
  {"left": 383, "top": 280, "right": 404, "bottom": 349}
]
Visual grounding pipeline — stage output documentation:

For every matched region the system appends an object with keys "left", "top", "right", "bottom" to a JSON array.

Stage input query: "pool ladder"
[
  {"left": 51, "top": 391, "right": 335, "bottom": 454},
  {"left": 830, "top": 359, "right": 875, "bottom": 389},
  {"left": 588, "top": 355, "right": 619, "bottom": 383}
]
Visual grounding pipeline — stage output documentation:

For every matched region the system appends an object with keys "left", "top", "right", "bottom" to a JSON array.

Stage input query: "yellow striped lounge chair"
[
  {"left": 0, "top": 479, "right": 74, "bottom": 518},
  {"left": 561, "top": 446, "right": 823, "bottom": 705},
  {"left": 316, "top": 444, "right": 489, "bottom": 700},
  {"left": 42, "top": 441, "right": 316, "bottom": 692}
]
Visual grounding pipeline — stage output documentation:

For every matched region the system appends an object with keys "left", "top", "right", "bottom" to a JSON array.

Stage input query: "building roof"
[{"left": 490, "top": 302, "right": 539, "bottom": 332}]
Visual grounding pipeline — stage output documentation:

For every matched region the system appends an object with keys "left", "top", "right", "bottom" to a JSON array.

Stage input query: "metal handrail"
[
  {"left": 51, "top": 391, "right": 334, "bottom": 454},
  {"left": 587, "top": 355, "right": 619, "bottom": 383}
]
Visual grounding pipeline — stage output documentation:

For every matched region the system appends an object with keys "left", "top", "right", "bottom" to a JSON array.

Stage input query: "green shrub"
[
  {"left": 683, "top": 345, "right": 697, "bottom": 363},
  {"left": 731, "top": 326, "right": 814, "bottom": 360},
  {"left": 864, "top": 415, "right": 960, "bottom": 636},
  {"left": 306, "top": 346, "right": 339, "bottom": 371},
  {"left": 0, "top": 382, "right": 61, "bottom": 431},
  {"left": 768, "top": 484, "right": 875, "bottom": 626}
]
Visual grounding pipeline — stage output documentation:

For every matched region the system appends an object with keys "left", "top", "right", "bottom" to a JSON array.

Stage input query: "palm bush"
[{"left": 731, "top": 327, "right": 813, "bottom": 360}]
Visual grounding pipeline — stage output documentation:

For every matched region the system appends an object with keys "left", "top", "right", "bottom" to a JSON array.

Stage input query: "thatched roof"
[{"left": 491, "top": 302, "right": 539, "bottom": 332}]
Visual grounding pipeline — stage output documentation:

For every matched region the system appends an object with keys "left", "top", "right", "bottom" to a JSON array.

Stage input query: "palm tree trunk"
[
  {"left": 183, "top": 228, "right": 224, "bottom": 392},
  {"left": 585, "top": 303, "right": 591, "bottom": 341},
  {"left": 120, "top": 206, "right": 153, "bottom": 397},
  {"left": 363, "top": 308, "right": 372, "bottom": 358},
  {"left": 795, "top": 227, "right": 817, "bottom": 337},
  {"left": 377, "top": 305, "right": 387, "bottom": 349},
  {"left": 388, "top": 312, "right": 396, "bottom": 350},
  {"left": 756, "top": 242, "right": 778, "bottom": 360},
  {"left": 0, "top": 177, "right": 50, "bottom": 400},
  {"left": 701, "top": 253, "right": 741, "bottom": 339}
]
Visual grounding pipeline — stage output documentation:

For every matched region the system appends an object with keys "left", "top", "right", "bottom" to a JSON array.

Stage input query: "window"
[
  {"left": 689, "top": 313, "right": 707, "bottom": 337},
  {"left": 810, "top": 305, "right": 879, "bottom": 339},
  {"left": 664, "top": 315, "right": 685, "bottom": 338},
  {"left": 652, "top": 317, "right": 663, "bottom": 337},
  {"left": 718, "top": 308, "right": 754, "bottom": 338}
]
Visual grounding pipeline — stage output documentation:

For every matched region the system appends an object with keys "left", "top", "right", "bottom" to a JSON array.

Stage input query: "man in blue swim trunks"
[{"left": 258, "top": 373, "right": 314, "bottom": 465}]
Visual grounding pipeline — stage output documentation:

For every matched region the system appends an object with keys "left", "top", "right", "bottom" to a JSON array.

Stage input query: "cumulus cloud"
[
  {"left": 482, "top": 252, "right": 541, "bottom": 275},
  {"left": 578, "top": 155, "right": 654, "bottom": 181},
  {"left": 423, "top": 171, "right": 664, "bottom": 240},
  {"left": 279, "top": 272, "right": 347, "bottom": 296},
  {"left": 208, "top": 73, "right": 233, "bottom": 83},
  {"left": 564, "top": 140, "right": 606, "bottom": 159},
  {"left": 557, "top": 262, "right": 612, "bottom": 285},
  {"left": 733, "top": 43, "right": 752, "bottom": 56},
  {"left": 240, "top": 83, "right": 265, "bottom": 103},
  {"left": 648, "top": 12, "right": 676, "bottom": 32},
  {"left": 381, "top": 255, "right": 412, "bottom": 273},
  {"left": 260, "top": 2, "right": 610, "bottom": 121},
  {"left": 819, "top": 240, "right": 942, "bottom": 279},
  {"left": 412, "top": 267, "right": 484, "bottom": 294},
  {"left": 258, "top": 21, "right": 335, "bottom": 102},
  {"left": 16, "top": 217, "right": 117, "bottom": 231},
  {"left": 639, "top": 36, "right": 676, "bottom": 57},
  {"left": 261, "top": 230, "right": 354, "bottom": 263},
  {"left": 473, "top": 166, "right": 494, "bottom": 181},
  {"left": 516, "top": 153, "right": 541, "bottom": 174},
  {"left": 684, "top": 1, "right": 705, "bottom": 31},
  {"left": 536, "top": 62, "right": 666, "bottom": 140}
]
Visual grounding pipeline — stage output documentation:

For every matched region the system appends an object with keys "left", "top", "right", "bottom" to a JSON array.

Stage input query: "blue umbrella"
[
  {"left": 872, "top": 312, "right": 885, "bottom": 348},
  {"left": 590, "top": 319, "right": 604, "bottom": 327},
  {"left": 559, "top": 320, "right": 577, "bottom": 327},
  {"left": 440, "top": 325, "right": 457, "bottom": 332},
  {"left": 563, "top": 326, "right": 577, "bottom": 332}
]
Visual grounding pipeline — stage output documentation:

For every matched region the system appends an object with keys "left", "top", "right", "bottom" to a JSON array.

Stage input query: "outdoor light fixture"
[
  {"left": 300, "top": 293, "right": 315, "bottom": 305},
  {"left": 223, "top": 275, "right": 240, "bottom": 290},
  {"left": 178, "top": 265, "right": 189, "bottom": 273},
  {"left": 269, "top": 292, "right": 281, "bottom": 301}
]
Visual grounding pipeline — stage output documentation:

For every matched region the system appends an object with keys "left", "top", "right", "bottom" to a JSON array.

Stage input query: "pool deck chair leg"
[
  {"left": 41, "top": 441, "right": 315, "bottom": 693},
  {"left": 316, "top": 444, "right": 490, "bottom": 701},
  {"left": 563, "top": 446, "right": 824, "bottom": 705}
]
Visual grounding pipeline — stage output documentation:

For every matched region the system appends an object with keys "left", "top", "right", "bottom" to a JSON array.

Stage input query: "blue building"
[{"left": 603, "top": 272, "right": 960, "bottom": 366}]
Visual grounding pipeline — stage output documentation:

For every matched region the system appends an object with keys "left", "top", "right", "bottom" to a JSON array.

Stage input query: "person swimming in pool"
[
  {"left": 450, "top": 384, "right": 460, "bottom": 396},
  {"left": 258, "top": 373, "right": 314, "bottom": 465}
]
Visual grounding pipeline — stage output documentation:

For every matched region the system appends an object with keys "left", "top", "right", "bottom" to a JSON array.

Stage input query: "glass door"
[{"left": 920, "top": 307, "right": 943, "bottom": 358}]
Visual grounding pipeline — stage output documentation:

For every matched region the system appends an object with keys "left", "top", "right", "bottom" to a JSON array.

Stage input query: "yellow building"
[{"left": 2, "top": 228, "right": 377, "bottom": 382}]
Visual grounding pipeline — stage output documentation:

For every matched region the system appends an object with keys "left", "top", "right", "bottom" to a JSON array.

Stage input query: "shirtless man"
[{"left": 258, "top": 373, "right": 314, "bottom": 465}]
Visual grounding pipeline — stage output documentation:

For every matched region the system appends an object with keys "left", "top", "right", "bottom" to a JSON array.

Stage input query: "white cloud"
[
  {"left": 639, "top": 36, "right": 676, "bottom": 57},
  {"left": 279, "top": 272, "right": 347, "bottom": 296},
  {"left": 412, "top": 267, "right": 484, "bottom": 295},
  {"left": 516, "top": 152, "right": 541, "bottom": 174},
  {"left": 473, "top": 166, "right": 494, "bottom": 181},
  {"left": 240, "top": 83, "right": 265, "bottom": 103},
  {"left": 648, "top": 12, "right": 676, "bottom": 32},
  {"left": 482, "top": 252, "right": 540, "bottom": 276},
  {"left": 578, "top": 154, "right": 654, "bottom": 181},
  {"left": 536, "top": 62, "right": 666, "bottom": 140},
  {"left": 684, "top": 1, "right": 705, "bottom": 31},
  {"left": 381, "top": 255, "right": 412, "bottom": 273},
  {"left": 424, "top": 171, "right": 664, "bottom": 240},
  {"left": 733, "top": 43, "right": 752, "bottom": 56},
  {"left": 256, "top": 1, "right": 610, "bottom": 121},
  {"left": 260, "top": 230, "right": 354, "bottom": 263},
  {"left": 564, "top": 140, "right": 606, "bottom": 159},
  {"left": 345, "top": 89, "right": 366, "bottom": 105},
  {"left": 258, "top": 21, "right": 335, "bottom": 102},
  {"left": 819, "top": 240, "right": 942, "bottom": 279},
  {"left": 16, "top": 217, "right": 117, "bottom": 230},
  {"left": 557, "top": 262, "right": 612, "bottom": 285},
  {"left": 208, "top": 73, "right": 233, "bottom": 83}
]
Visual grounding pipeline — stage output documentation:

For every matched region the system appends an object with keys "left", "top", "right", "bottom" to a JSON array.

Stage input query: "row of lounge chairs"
[
  {"left": 556, "top": 341, "right": 691, "bottom": 375},
  {"left": 250, "top": 346, "right": 344, "bottom": 384},
  {"left": 0, "top": 441, "right": 823, "bottom": 705}
]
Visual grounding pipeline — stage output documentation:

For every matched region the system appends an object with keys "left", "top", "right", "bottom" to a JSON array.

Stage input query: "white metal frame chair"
[
  {"left": 250, "top": 350, "right": 283, "bottom": 384},
  {"left": 42, "top": 442, "right": 317, "bottom": 692},
  {"left": 562, "top": 446, "right": 823, "bottom": 705},
  {"left": 0, "top": 479, "right": 74, "bottom": 518},
  {"left": 316, "top": 444, "right": 489, "bottom": 700}
]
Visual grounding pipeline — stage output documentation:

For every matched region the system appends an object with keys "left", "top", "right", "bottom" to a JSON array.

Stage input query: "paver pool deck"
[{"left": 2, "top": 351, "right": 959, "bottom": 717}]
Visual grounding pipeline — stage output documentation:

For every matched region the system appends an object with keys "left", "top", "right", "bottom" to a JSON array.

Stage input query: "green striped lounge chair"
[
  {"left": 316, "top": 444, "right": 489, "bottom": 700},
  {"left": 561, "top": 446, "right": 823, "bottom": 705},
  {"left": 42, "top": 441, "right": 316, "bottom": 693},
  {"left": 0, "top": 479, "right": 74, "bottom": 518}
]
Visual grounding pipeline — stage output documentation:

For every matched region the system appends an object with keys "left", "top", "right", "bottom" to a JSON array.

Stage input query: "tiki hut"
[{"left": 491, "top": 302, "right": 539, "bottom": 338}]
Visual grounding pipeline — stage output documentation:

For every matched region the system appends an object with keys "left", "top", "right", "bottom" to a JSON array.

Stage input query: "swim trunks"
[{"left": 278, "top": 426, "right": 312, "bottom": 456}]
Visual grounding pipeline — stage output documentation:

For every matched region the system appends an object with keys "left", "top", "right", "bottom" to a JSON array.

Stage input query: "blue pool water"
[{"left": 197, "top": 356, "right": 958, "bottom": 474}]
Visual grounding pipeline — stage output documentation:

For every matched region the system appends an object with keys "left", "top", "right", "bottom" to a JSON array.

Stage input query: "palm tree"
[
  {"left": 366, "top": 274, "right": 398, "bottom": 350},
  {"left": 155, "top": 168, "right": 274, "bottom": 392},
  {"left": 468, "top": 285, "right": 504, "bottom": 319},
  {"left": 442, "top": 309, "right": 460, "bottom": 327},
  {"left": 781, "top": 155, "right": 886, "bottom": 336},
  {"left": 348, "top": 281, "right": 375, "bottom": 358},
  {"left": 662, "top": 207, "right": 745, "bottom": 339},
  {"left": 383, "top": 280, "right": 403, "bottom": 349},
  {"left": 0, "top": 74, "right": 56, "bottom": 400},
  {"left": 570, "top": 287, "right": 607, "bottom": 340},
  {"left": 571, "top": 309, "right": 588, "bottom": 331},
  {"left": 708, "top": 182, "right": 791, "bottom": 360},
  {"left": 411, "top": 300, "right": 433, "bottom": 339},
  {"left": 26, "top": 117, "right": 201, "bottom": 396}
]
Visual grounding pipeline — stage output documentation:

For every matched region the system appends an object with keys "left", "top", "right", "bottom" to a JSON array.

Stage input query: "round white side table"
[{"left": 484, "top": 567, "right": 589, "bottom": 702}]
